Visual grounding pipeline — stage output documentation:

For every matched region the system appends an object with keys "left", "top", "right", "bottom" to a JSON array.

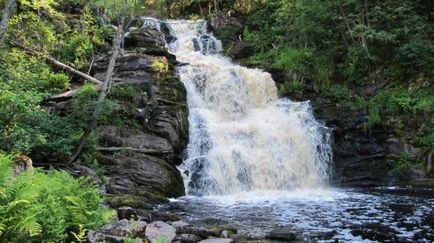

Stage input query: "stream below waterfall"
[
  {"left": 164, "top": 187, "right": 434, "bottom": 242},
  {"left": 141, "top": 18, "right": 434, "bottom": 242}
]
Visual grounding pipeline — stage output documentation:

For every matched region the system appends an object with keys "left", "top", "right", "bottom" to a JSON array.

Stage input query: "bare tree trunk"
[
  {"left": 11, "top": 41, "right": 103, "bottom": 85},
  {"left": 69, "top": 12, "right": 126, "bottom": 164},
  {"left": 0, "top": 0, "right": 16, "bottom": 45}
]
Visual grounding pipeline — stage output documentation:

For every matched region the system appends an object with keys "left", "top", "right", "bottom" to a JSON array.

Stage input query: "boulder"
[
  {"left": 145, "top": 221, "right": 177, "bottom": 243},
  {"left": 175, "top": 233, "right": 203, "bottom": 243},
  {"left": 124, "top": 27, "right": 166, "bottom": 49},
  {"left": 230, "top": 41, "right": 255, "bottom": 60},
  {"left": 99, "top": 151, "right": 184, "bottom": 202},
  {"left": 13, "top": 155, "right": 33, "bottom": 176},
  {"left": 117, "top": 207, "right": 138, "bottom": 220},
  {"left": 177, "top": 226, "right": 217, "bottom": 238},
  {"left": 265, "top": 228, "right": 299, "bottom": 242}
]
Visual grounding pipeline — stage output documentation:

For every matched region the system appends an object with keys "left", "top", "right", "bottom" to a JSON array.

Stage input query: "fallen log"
[
  {"left": 10, "top": 41, "right": 103, "bottom": 85},
  {"left": 96, "top": 146, "right": 172, "bottom": 154},
  {"left": 44, "top": 83, "right": 103, "bottom": 102}
]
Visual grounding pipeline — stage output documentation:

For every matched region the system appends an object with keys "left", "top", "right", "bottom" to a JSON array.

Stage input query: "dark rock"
[
  {"left": 265, "top": 228, "right": 298, "bottom": 242},
  {"left": 426, "top": 152, "right": 434, "bottom": 175},
  {"left": 350, "top": 223, "right": 399, "bottom": 242},
  {"left": 385, "top": 138, "right": 419, "bottom": 158},
  {"left": 107, "top": 195, "right": 152, "bottom": 209},
  {"left": 99, "top": 151, "right": 184, "bottom": 202},
  {"left": 175, "top": 233, "right": 203, "bottom": 243},
  {"left": 71, "top": 164, "right": 102, "bottom": 185},
  {"left": 138, "top": 210, "right": 180, "bottom": 223},
  {"left": 177, "top": 226, "right": 217, "bottom": 238},
  {"left": 209, "top": 12, "right": 243, "bottom": 30},
  {"left": 145, "top": 221, "right": 177, "bottom": 243},
  {"left": 230, "top": 41, "right": 255, "bottom": 59},
  {"left": 171, "top": 220, "right": 191, "bottom": 229},
  {"left": 117, "top": 207, "right": 138, "bottom": 220},
  {"left": 124, "top": 27, "right": 166, "bottom": 49},
  {"left": 100, "top": 219, "right": 147, "bottom": 238},
  {"left": 97, "top": 126, "right": 173, "bottom": 156}
]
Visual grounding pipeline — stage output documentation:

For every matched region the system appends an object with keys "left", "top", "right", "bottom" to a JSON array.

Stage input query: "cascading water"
[
  {"left": 165, "top": 19, "right": 332, "bottom": 196},
  {"left": 144, "top": 18, "right": 332, "bottom": 196}
]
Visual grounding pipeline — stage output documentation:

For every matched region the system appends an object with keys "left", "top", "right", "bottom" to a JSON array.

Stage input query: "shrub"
[
  {"left": 0, "top": 154, "right": 115, "bottom": 242},
  {"left": 321, "top": 84, "right": 351, "bottom": 103},
  {"left": 59, "top": 32, "right": 94, "bottom": 69}
]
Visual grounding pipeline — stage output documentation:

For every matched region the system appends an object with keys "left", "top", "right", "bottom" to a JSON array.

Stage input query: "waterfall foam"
[{"left": 146, "top": 18, "right": 333, "bottom": 196}]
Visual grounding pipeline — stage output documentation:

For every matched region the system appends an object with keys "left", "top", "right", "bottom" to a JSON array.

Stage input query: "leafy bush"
[
  {"left": 59, "top": 32, "right": 94, "bottom": 69},
  {"left": 321, "top": 85, "right": 351, "bottom": 103},
  {"left": 0, "top": 154, "right": 115, "bottom": 242}
]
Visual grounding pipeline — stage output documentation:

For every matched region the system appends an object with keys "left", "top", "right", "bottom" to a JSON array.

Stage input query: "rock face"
[{"left": 92, "top": 23, "right": 188, "bottom": 204}]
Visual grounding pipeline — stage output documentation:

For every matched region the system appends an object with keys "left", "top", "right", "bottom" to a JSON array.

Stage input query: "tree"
[{"left": 0, "top": 0, "right": 16, "bottom": 44}]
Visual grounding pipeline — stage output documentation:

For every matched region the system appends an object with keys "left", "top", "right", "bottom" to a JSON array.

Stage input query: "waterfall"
[{"left": 144, "top": 18, "right": 333, "bottom": 196}]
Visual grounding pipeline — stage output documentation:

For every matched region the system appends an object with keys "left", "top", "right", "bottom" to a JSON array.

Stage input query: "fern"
[{"left": 0, "top": 153, "right": 115, "bottom": 242}]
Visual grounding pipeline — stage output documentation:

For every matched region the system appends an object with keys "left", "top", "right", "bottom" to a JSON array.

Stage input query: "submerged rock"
[{"left": 265, "top": 228, "right": 298, "bottom": 241}]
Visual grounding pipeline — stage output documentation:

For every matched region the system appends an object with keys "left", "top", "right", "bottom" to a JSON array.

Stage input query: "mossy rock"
[{"left": 106, "top": 195, "right": 152, "bottom": 209}]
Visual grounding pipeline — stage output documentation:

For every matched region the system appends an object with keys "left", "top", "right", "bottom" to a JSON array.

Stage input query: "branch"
[
  {"left": 96, "top": 146, "right": 172, "bottom": 154},
  {"left": 10, "top": 41, "right": 103, "bottom": 85}
]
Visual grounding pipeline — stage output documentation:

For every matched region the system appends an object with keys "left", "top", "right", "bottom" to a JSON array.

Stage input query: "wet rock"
[
  {"left": 107, "top": 195, "right": 153, "bottom": 209},
  {"left": 177, "top": 226, "right": 216, "bottom": 238},
  {"left": 265, "top": 228, "right": 298, "bottom": 241},
  {"left": 350, "top": 223, "right": 399, "bottom": 242},
  {"left": 117, "top": 207, "right": 138, "bottom": 220},
  {"left": 124, "top": 27, "right": 166, "bottom": 49},
  {"left": 145, "top": 221, "right": 176, "bottom": 243},
  {"left": 175, "top": 233, "right": 203, "bottom": 243},
  {"left": 139, "top": 210, "right": 180, "bottom": 223},
  {"left": 199, "top": 238, "right": 234, "bottom": 243}
]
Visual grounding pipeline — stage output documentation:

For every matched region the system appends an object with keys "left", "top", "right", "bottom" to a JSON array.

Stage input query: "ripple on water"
[{"left": 167, "top": 187, "right": 434, "bottom": 242}]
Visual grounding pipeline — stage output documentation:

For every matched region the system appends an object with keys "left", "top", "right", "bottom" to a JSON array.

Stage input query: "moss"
[
  {"left": 206, "top": 225, "right": 238, "bottom": 236},
  {"left": 106, "top": 195, "right": 152, "bottom": 209}
]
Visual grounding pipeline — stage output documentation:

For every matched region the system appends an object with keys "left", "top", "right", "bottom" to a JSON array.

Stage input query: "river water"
[
  {"left": 166, "top": 187, "right": 434, "bottom": 242},
  {"left": 141, "top": 17, "right": 434, "bottom": 242}
]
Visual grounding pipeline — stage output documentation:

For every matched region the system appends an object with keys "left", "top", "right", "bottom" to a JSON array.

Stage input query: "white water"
[{"left": 145, "top": 18, "right": 333, "bottom": 196}]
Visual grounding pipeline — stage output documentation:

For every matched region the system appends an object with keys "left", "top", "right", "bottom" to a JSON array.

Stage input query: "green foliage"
[
  {"left": 321, "top": 85, "right": 351, "bottom": 103},
  {"left": 0, "top": 154, "right": 115, "bottom": 242},
  {"left": 279, "top": 80, "right": 303, "bottom": 96},
  {"left": 59, "top": 32, "right": 93, "bottom": 69},
  {"left": 151, "top": 59, "right": 169, "bottom": 73}
]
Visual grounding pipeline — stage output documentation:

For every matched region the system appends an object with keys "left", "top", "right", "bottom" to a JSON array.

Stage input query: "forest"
[{"left": 0, "top": 0, "right": 433, "bottom": 242}]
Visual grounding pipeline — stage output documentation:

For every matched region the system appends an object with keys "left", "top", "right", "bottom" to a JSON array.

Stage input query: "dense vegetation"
[
  {"left": 0, "top": 154, "right": 114, "bottom": 241},
  {"left": 0, "top": 0, "right": 153, "bottom": 240}
]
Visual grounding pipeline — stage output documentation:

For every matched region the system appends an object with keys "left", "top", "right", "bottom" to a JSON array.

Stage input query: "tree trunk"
[
  {"left": 11, "top": 41, "right": 103, "bottom": 85},
  {"left": 0, "top": 0, "right": 16, "bottom": 45},
  {"left": 69, "top": 12, "right": 126, "bottom": 164}
]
